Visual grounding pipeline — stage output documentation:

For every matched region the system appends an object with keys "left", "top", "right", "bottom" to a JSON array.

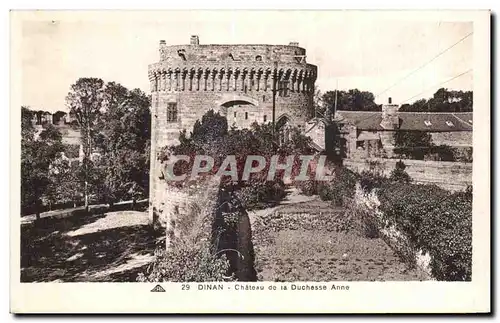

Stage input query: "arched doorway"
[
  {"left": 220, "top": 99, "right": 258, "bottom": 129},
  {"left": 276, "top": 115, "right": 292, "bottom": 145}
]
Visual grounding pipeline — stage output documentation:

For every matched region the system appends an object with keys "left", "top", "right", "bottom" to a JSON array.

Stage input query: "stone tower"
[{"left": 148, "top": 36, "right": 318, "bottom": 222}]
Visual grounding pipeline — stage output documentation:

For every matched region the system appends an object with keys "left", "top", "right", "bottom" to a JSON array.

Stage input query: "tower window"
[
  {"left": 263, "top": 115, "right": 267, "bottom": 122},
  {"left": 167, "top": 103, "right": 178, "bottom": 122},
  {"left": 234, "top": 112, "right": 237, "bottom": 118},
  {"left": 278, "top": 80, "right": 289, "bottom": 97},
  {"left": 245, "top": 112, "right": 248, "bottom": 120},
  {"left": 262, "top": 95, "right": 266, "bottom": 102}
]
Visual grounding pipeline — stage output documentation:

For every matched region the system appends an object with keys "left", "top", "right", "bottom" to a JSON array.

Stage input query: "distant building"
[{"left": 335, "top": 98, "right": 473, "bottom": 160}]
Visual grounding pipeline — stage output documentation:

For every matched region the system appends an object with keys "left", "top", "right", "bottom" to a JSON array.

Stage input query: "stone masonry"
[{"left": 148, "top": 36, "right": 318, "bottom": 222}]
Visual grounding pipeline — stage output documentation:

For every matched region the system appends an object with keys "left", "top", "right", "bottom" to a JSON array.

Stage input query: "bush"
[
  {"left": 137, "top": 242, "right": 233, "bottom": 282},
  {"left": 377, "top": 182, "right": 472, "bottom": 281},
  {"left": 328, "top": 167, "right": 359, "bottom": 206},
  {"left": 389, "top": 160, "right": 412, "bottom": 183},
  {"left": 235, "top": 180, "right": 286, "bottom": 210},
  {"left": 296, "top": 180, "right": 319, "bottom": 196},
  {"left": 339, "top": 199, "right": 379, "bottom": 238},
  {"left": 359, "top": 170, "right": 387, "bottom": 192}
]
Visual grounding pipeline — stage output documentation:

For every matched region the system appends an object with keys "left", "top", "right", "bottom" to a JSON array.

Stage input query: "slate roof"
[{"left": 337, "top": 111, "right": 473, "bottom": 132}]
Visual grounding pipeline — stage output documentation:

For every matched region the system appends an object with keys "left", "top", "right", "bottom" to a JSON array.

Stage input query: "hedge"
[{"left": 376, "top": 182, "right": 472, "bottom": 281}]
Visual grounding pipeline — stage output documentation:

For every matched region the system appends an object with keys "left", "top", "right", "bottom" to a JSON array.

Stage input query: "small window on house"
[
  {"left": 424, "top": 120, "right": 432, "bottom": 127},
  {"left": 245, "top": 112, "right": 248, "bottom": 120},
  {"left": 445, "top": 121, "right": 454, "bottom": 127},
  {"left": 167, "top": 103, "right": 178, "bottom": 122},
  {"left": 263, "top": 115, "right": 267, "bottom": 122}
]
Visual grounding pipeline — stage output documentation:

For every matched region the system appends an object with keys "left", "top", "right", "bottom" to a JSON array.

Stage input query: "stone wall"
[
  {"left": 343, "top": 158, "right": 472, "bottom": 191},
  {"left": 431, "top": 131, "right": 472, "bottom": 147},
  {"left": 151, "top": 177, "right": 220, "bottom": 248}
]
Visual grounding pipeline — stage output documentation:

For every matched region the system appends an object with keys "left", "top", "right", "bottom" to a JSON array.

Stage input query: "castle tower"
[{"left": 148, "top": 36, "right": 318, "bottom": 223}]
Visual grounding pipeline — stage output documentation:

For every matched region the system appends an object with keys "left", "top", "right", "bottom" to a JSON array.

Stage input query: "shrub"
[
  {"left": 235, "top": 180, "right": 286, "bottom": 210},
  {"left": 328, "top": 167, "right": 359, "bottom": 206},
  {"left": 377, "top": 182, "right": 472, "bottom": 281},
  {"left": 389, "top": 160, "right": 412, "bottom": 183},
  {"left": 296, "top": 180, "right": 319, "bottom": 196},
  {"left": 318, "top": 182, "right": 334, "bottom": 201},
  {"left": 137, "top": 242, "right": 233, "bottom": 282},
  {"left": 359, "top": 170, "right": 387, "bottom": 192},
  {"left": 340, "top": 198, "right": 379, "bottom": 238}
]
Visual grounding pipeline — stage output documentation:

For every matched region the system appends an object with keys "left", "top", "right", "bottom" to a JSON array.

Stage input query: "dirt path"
[
  {"left": 249, "top": 189, "right": 428, "bottom": 281},
  {"left": 21, "top": 210, "right": 163, "bottom": 282}
]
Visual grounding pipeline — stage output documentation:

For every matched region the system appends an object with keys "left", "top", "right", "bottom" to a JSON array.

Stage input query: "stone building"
[
  {"left": 148, "top": 36, "right": 318, "bottom": 219},
  {"left": 336, "top": 98, "right": 473, "bottom": 160}
]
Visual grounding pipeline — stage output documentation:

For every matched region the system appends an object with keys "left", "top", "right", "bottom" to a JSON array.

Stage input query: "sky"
[{"left": 20, "top": 11, "right": 473, "bottom": 112}]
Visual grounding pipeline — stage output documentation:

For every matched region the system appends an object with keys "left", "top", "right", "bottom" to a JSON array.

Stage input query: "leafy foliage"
[
  {"left": 21, "top": 109, "right": 65, "bottom": 217},
  {"left": 399, "top": 88, "right": 473, "bottom": 112},
  {"left": 377, "top": 182, "right": 472, "bottom": 281},
  {"left": 323, "top": 89, "right": 380, "bottom": 112},
  {"left": 94, "top": 84, "right": 151, "bottom": 204},
  {"left": 306, "top": 167, "right": 359, "bottom": 207},
  {"left": 393, "top": 130, "right": 433, "bottom": 160},
  {"left": 163, "top": 110, "right": 315, "bottom": 209},
  {"left": 389, "top": 160, "right": 412, "bottom": 183},
  {"left": 137, "top": 243, "right": 232, "bottom": 282}
]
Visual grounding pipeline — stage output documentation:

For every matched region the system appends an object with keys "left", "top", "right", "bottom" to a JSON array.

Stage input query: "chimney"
[
  {"left": 289, "top": 41, "right": 299, "bottom": 47},
  {"left": 381, "top": 98, "right": 400, "bottom": 130},
  {"left": 190, "top": 35, "right": 199, "bottom": 45}
]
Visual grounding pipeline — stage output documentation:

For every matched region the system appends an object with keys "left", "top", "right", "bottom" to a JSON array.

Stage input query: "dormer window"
[
  {"left": 255, "top": 55, "right": 262, "bottom": 61},
  {"left": 228, "top": 53, "right": 235, "bottom": 60},
  {"left": 445, "top": 121, "right": 454, "bottom": 127},
  {"left": 424, "top": 120, "right": 432, "bottom": 127}
]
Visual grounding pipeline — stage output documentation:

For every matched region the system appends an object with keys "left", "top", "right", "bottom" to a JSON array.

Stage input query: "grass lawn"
[
  {"left": 251, "top": 193, "right": 429, "bottom": 282},
  {"left": 21, "top": 210, "right": 164, "bottom": 282}
]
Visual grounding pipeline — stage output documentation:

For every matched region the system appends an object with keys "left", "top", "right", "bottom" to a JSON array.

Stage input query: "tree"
[
  {"left": 21, "top": 115, "right": 65, "bottom": 219},
  {"left": 94, "top": 83, "right": 151, "bottom": 206},
  {"left": 399, "top": 88, "right": 473, "bottom": 112},
  {"left": 323, "top": 89, "right": 380, "bottom": 112},
  {"left": 65, "top": 78, "right": 105, "bottom": 211},
  {"left": 393, "top": 131, "right": 433, "bottom": 160}
]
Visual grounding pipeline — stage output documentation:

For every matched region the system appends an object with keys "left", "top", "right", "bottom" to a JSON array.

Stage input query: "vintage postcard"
[{"left": 10, "top": 10, "right": 491, "bottom": 314}]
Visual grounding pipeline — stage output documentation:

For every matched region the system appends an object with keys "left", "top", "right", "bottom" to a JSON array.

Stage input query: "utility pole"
[
  {"left": 333, "top": 79, "right": 338, "bottom": 121},
  {"left": 272, "top": 62, "right": 278, "bottom": 140}
]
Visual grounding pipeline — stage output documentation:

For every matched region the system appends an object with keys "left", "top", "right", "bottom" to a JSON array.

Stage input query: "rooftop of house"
[{"left": 336, "top": 111, "right": 473, "bottom": 132}]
